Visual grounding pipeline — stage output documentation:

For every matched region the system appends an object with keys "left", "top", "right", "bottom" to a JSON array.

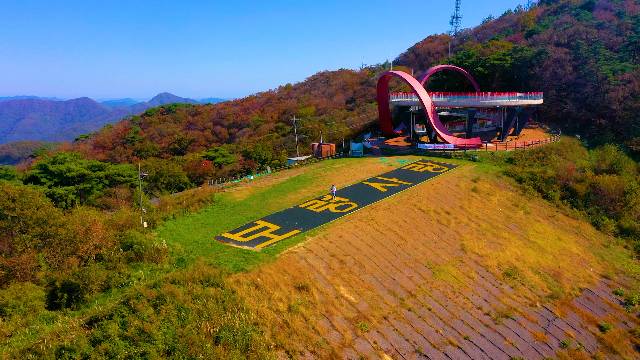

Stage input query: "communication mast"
[
  {"left": 448, "top": 0, "right": 462, "bottom": 57},
  {"left": 449, "top": 0, "right": 462, "bottom": 36}
]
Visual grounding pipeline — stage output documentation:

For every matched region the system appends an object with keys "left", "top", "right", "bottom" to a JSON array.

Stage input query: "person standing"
[{"left": 330, "top": 184, "right": 337, "bottom": 201}]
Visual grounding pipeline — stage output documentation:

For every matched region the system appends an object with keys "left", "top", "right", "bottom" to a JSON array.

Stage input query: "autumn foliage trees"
[
  {"left": 396, "top": 0, "right": 640, "bottom": 152},
  {"left": 57, "top": 1, "right": 639, "bottom": 186},
  {"left": 2, "top": 0, "right": 639, "bottom": 302}
]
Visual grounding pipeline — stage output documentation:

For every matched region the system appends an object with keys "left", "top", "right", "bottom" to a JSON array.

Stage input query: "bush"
[
  {"left": 0, "top": 182, "right": 143, "bottom": 287},
  {"left": 597, "top": 322, "right": 613, "bottom": 333},
  {"left": 0, "top": 282, "right": 45, "bottom": 319},
  {"left": 0, "top": 182, "right": 67, "bottom": 284},
  {"left": 45, "top": 279, "right": 85, "bottom": 310},
  {"left": 141, "top": 158, "right": 192, "bottom": 195},
  {"left": 0, "top": 165, "right": 19, "bottom": 182},
  {"left": 119, "top": 230, "right": 167, "bottom": 264},
  {"left": 504, "top": 138, "right": 640, "bottom": 252}
]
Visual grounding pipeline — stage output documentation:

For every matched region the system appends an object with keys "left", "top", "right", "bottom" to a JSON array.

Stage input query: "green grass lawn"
[{"left": 156, "top": 155, "right": 467, "bottom": 272}]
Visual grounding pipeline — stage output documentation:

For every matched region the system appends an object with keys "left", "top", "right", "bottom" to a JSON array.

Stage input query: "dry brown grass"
[{"left": 229, "top": 163, "right": 640, "bottom": 358}]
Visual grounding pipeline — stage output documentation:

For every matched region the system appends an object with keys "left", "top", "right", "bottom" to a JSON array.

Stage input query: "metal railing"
[
  {"left": 390, "top": 91, "right": 544, "bottom": 102},
  {"left": 480, "top": 134, "right": 561, "bottom": 151},
  {"left": 418, "top": 134, "right": 561, "bottom": 157}
]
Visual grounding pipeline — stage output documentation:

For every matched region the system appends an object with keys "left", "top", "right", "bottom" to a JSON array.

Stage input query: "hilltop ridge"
[
  {"left": 71, "top": 0, "right": 639, "bottom": 172},
  {"left": 0, "top": 92, "right": 225, "bottom": 146}
]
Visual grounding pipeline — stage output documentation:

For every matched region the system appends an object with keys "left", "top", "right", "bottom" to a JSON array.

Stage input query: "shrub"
[
  {"left": 612, "top": 288, "right": 624, "bottom": 297},
  {"left": 141, "top": 158, "right": 192, "bottom": 195},
  {"left": 0, "top": 282, "right": 45, "bottom": 319},
  {"left": 119, "top": 230, "right": 167, "bottom": 264},
  {"left": 623, "top": 292, "right": 640, "bottom": 310},
  {"left": 0, "top": 165, "right": 19, "bottom": 182},
  {"left": 356, "top": 321, "right": 370, "bottom": 333},
  {"left": 45, "top": 279, "right": 85, "bottom": 310},
  {"left": 597, "top": 322, "right": 613, "bottom": 333},
  {"left": 504, "top": 138, "right": 640, "bottom": 253},
  {"left": 0, "top": 182, "right": 66, "bottom": 284}
]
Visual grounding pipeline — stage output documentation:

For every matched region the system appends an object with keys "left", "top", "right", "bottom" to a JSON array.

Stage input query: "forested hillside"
[
  {"left": 69, "top": 0, "right": 639, "bottom": 184},
  {"left": 72, "top": 69, "right": 380, "bottom": 180},
  {"left": 0, "top": 93, "right": 206, "bottom": 146},
  {"left": 1, "top": 1, "right": 640, "bottom": 357},
  {"left": 397, "top": 0, "right": 640, "bottom": 149}
]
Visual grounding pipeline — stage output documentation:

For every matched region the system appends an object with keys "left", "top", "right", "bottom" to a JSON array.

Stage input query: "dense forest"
[{"left": 1, "top": 0, "right": 639, "bottom": 356}]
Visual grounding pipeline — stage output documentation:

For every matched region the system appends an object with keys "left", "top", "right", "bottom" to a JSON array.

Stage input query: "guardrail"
[
  {"left": 480, "top": 134, "right": 561, "bottom": 151},
  {"left": 418, "top": 134, "right": 561, "bottom": 157},
  {"left": 390, "top": 91, "right": 544, "bottom": 102}
]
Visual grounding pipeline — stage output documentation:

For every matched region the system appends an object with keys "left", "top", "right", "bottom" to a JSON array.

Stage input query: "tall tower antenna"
[
  {"left": 449, "top": 0, "right": 462, "bottom": 36},
  {"left": 448, "top": 0, "right": 463, "bottom": 57}
]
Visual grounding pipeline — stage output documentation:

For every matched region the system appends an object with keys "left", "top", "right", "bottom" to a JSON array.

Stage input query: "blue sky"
[{"left": 0, "top": 0, "right": 528, "bottom": 100}]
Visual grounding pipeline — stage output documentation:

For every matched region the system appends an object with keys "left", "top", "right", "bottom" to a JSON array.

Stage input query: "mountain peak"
[{"left": 148, "top": 92, "right": 199, "bottom": 106}]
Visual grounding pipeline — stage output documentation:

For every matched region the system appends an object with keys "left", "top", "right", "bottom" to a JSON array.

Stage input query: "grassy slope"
[
  {"left": 156, "top": 156, "right": 451, "bottom": 272},
  {"left": 222, "top": 155, "right": 640, "bottom": 358},
  {"left": 158, "top": 152, "right": 639, "bottom": 289},
  {"left": 4, "top": 154, "right": 638, "bottom": 357}
]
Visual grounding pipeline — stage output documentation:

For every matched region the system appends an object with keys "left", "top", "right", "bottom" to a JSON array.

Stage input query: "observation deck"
[{"left": 390, "top": 92, "right": 544, "bottom": 108}]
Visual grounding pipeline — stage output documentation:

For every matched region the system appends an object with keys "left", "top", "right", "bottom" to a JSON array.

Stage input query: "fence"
[
  {"left": 417, "top": 134, "right": 561, "bottom": 159},
  {"left": 480, "top": 134, "right": 561, "bottom": 152},
  {"left": 390, "top": 91, "right": 544, "bottom": 102},
  {"left": 205, "top": 134, "right": 561, "bottom": 187}
]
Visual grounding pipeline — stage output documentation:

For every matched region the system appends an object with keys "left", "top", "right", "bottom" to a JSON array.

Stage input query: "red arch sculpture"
[
  {"left": 377, "top": 70, "right": 482, "bottom": 148},
  {"left": 419, "top": 64, "right": 480, "bottom": 92}
]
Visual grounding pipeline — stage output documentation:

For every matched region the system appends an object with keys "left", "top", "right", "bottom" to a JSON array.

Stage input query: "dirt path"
[{"left": 231, "top": 165, "right": 639, "bottom": 359}]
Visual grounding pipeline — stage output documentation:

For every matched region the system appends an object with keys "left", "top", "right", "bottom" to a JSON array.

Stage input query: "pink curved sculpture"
[
  {"left": 377, "top": 70, "right": 482, "bottom": 148},
  {"left": 419, "top": 64, "right": 480, "bottom": 92}
]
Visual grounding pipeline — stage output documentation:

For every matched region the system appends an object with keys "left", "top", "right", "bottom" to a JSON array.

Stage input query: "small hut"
[{"left": 311, "top": 142, "right": 336, "bottom": 158}]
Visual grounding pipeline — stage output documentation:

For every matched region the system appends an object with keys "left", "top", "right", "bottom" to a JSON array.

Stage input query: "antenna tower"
[
  {"left": 448, "top": 0, "right": 462, "bottom": 57},
  {"left": 449, "top": 0, "right": 462, "bottom": 36}
]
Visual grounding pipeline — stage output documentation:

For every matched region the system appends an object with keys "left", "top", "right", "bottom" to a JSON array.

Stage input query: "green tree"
[
  {"left": 23, "top": 152, "right": 136, "bottom": 208},
  {"left": 0, "top": 165, "right": 19, "bottom": 182},
  {"left": 141, "top": 158, "right": 192, "bottom": 195},
  {"left": 203, "top": 145, "right": 237, "bottom": 168},
  {"left": 168, "top": 135, "right": 194, "bottom": 156}
]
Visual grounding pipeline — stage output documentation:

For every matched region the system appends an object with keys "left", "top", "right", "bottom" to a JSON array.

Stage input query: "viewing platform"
[{"left": 390, "top": 92, "right": 544, "bottom": 108}]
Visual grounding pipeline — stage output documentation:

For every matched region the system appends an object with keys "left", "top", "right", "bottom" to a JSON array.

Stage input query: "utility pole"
[
  {"left": 138, "top": 163, "right": 148, "bottom": 228},
  {"left": 292, "top": 116, "right": 300, "bottom": 157}
]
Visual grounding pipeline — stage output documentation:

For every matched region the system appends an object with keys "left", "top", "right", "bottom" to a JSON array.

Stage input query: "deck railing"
[{"left": 390, "top": 91, "right": 544, "bottom": 102}]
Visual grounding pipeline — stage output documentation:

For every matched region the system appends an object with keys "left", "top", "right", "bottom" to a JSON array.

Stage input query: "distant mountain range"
[
  {"left": 0, "top": 96, "right": 63, "bottom": 102},
  {"left": 0, "top": 93, "right": 226, "bottom": 144}
]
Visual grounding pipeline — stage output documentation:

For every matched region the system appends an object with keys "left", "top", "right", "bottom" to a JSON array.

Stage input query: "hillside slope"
[
  {"left": 0, "top": 93, "right": 205, "bottom": 144},
  {"left": 396, "top": 0, "right": 640, "bottom": 147},
  {"left": 73, "top": 0, "right": 639, "bottom": 175},
  {"left": 224, "top": 161, "right": 640, "bottom": 358},
  {"left": 74, "top": 69, "right": 379, "bottom": 163},
  {"left": 2, "top": 154, "right": 639, "bottom": 358}
]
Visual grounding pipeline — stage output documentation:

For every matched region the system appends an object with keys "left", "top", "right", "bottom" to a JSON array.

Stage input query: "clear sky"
[{"left": 0, "top": 0, "right": 528, "bottom": 100}]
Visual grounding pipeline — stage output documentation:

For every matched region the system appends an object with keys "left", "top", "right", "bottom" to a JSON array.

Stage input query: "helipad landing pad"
[{"left": 215, "top": 160, "right": 457, "bottom": 250}]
